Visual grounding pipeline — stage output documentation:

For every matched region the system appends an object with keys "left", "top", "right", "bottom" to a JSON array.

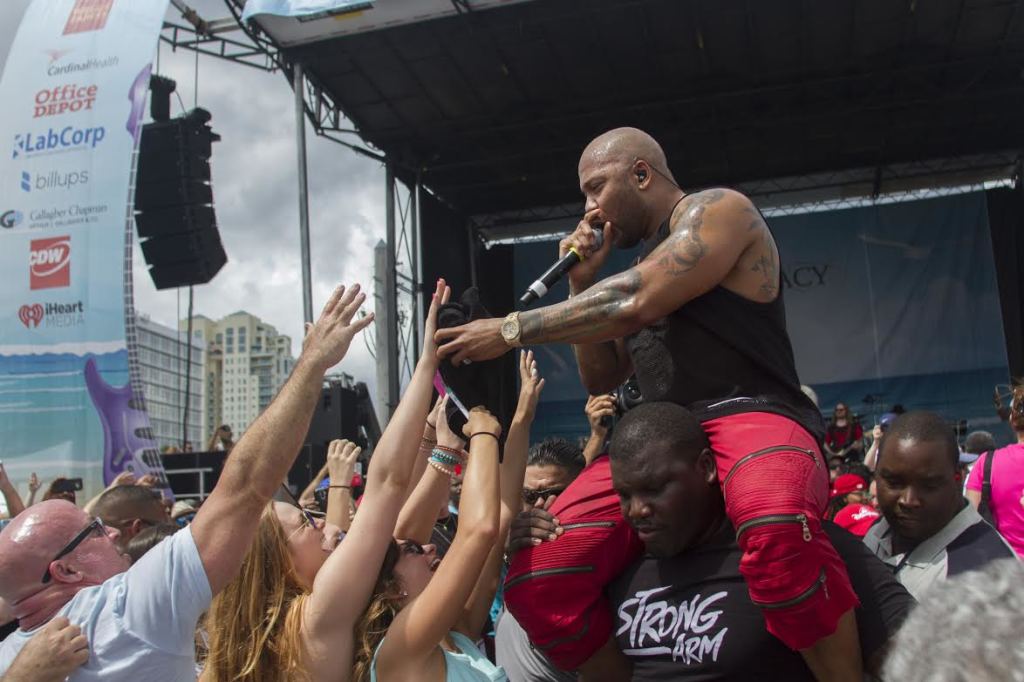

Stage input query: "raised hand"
[
  {"left": 28, "top": 472, "right": 41, "bottom": 494},
  {"left": 135, "top": 474, "right": 158, "bottom": 488},
  {"left": 111, "top": 470, "right": 137, "bottom": 487},
  {"left": 515, "top": 350, "right": 546, "bottom": 422},
  {"left": 463, "top": 406, "right": 501, "bottom": 441},
  {"left": 420, "top": 278, "right": 451, "bottom": 366},
  {"left": 327, "top": 439, "right": 361, "bottom": 481},
  {"left": 435, "top": 396, "right": 464, "bottom": 450},
  {"left": 301, "top": 283, "right": 375, "bottom": 372},
  {"left": 559, "top": 212, "right": 613, "bottom": 292},
  {"left": 585, "top": 394, "right": 616, "bottom": 438}
]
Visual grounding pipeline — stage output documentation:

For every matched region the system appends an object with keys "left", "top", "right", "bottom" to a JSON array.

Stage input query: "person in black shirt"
[{"left": 607, "top": 402, "right": 914, "bottom": 680}]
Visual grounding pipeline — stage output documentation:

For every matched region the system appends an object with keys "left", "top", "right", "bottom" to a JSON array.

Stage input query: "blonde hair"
[
  {"left": 203, "top": 504, "right": 311, "bottom": 682},
  {"left": 351, "top": 540, "right": 406, "bottom": 682}
]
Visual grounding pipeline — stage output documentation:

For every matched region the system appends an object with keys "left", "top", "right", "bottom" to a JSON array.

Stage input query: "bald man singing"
[{"left": 437, "top": 128, "right": 860, "bottom": 681}]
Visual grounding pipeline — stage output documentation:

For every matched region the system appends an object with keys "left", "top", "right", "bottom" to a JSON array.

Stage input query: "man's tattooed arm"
[{"left": 520, "top": 269, "right": 644, "bottom": 345}]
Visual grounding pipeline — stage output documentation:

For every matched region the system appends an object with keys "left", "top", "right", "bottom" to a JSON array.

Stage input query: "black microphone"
[{"left": 520, "top": 229, "right": 604, "bottom": 305}]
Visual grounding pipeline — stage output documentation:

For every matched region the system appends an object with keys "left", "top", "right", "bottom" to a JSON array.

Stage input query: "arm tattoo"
[
  {"left": 749, "top": 216, "right": 780, "bottom": 298},
  {"left": 520, "top": 269, "right": 643, "bottom": 344},
  {"left": 655, "top": 189, "right": 726, "bottom": 277}
]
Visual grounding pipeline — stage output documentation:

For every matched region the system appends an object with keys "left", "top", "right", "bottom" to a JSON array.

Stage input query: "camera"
[{"left": 599, "top": 375, "right": 644, "bottom": 429}]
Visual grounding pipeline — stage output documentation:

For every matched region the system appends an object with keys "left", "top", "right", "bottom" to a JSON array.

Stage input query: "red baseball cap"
[
  {"left": 833, "top": 503, "right": 881, "bottom": 537},
  {"left": 830, "top": 473, "right": 867, "bottom": 499}
]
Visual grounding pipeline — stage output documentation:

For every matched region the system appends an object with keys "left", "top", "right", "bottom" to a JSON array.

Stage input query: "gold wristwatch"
[{"left": 500, "top": 311, "right": 523, "bottom": 347}]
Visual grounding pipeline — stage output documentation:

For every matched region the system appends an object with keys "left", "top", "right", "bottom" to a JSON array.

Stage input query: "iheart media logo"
[{"left": 19, "top": 304, "right": 44, "bottom": 328}]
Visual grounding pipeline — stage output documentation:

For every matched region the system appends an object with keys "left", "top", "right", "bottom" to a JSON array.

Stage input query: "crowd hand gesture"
[
  {"left": 301, "top": 283, "right": 374, "bottom": 372},
  {"left": 515, "top": 350, "right": 546, "bottom": 422},
  {"left": 508, "top": 496, "right": 562, "bottom": 554},
  {"left": 327, "top": 439, "right": 361, "bottom": 481},
  {"left": 435, "top": 396, "right": 464, "bottom": 450},
  {"left": 135, "top": 474, "right": 159, "bottom": 488},
  {"left": 560, "top": 210, "right": 614, "bottom": 291},
  {"left": 463, "top": 406, "right": 501, "bottom": 442},
  {"left": 28, "top": 472, "right": 41, "bottom": 494},
  {"left": 420, "top": 278, "right": 452, "bottom": 367},
  {"left": 586, "top": 394, "right": 616, "bottom": 438},
  {"left": 0, "top": 461, "right": 11, "bottom": 488},
  {"left": 5, "top": 616, "right": 89, "bottom": 682},
  {"left": 110, "top": 471, "right": 137, "bottom": 487}
]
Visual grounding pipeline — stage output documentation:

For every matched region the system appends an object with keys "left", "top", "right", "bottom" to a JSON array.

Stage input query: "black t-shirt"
[{"left": 609, "top": 521, "right": 914, "bottom": 681}]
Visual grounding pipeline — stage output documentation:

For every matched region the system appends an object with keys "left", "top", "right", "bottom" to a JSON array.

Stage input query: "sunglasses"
[
  {"left": 399, "top": 540, "right": 425, "bottom": 556},
  {"left": 41, "top": 518, "right": 106, "bottom": 584},
  {"left": 522, "top": 487, "right": 566, "bottom": 505},
  {"left": 279, "top": 484, "right": 318, "bottom": 529}
]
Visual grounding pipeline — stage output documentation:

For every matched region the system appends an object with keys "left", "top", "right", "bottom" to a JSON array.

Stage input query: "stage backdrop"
[
  {"left": 513, "top": 191, "right": 1012, "bottom": 444},
  {"left": 0, "top": 0, "right": 171, "bottom": 509}
]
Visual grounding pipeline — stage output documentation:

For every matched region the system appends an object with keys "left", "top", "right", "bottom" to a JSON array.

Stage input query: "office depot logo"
[
  {"left": 63, "top": 0, "right": 114, "bottom": 35},
  {"left": 30, "top": 236, "right": 71, "bottom": 290},
  {"left": 34, "top": 84, "right": 98, "bottom": 118}
]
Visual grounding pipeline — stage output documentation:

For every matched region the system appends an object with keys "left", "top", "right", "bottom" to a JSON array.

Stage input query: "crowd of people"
[{"left": 1, "top": 128, "right": 1023, "bottom": 681}]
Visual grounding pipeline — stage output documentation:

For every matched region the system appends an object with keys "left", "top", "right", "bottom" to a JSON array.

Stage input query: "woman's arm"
[
  {"left": 378, "top": 407, "right": 502, "bottom": 670},
  {"left": 454, "top": 350, "right": 545, "bottom": 638},
  {"left": 0, "top": 462, "right": 26, "bottom": 518},
  {"left": 395, "top": 398, "right": 463, "bottom": 544},
  {"left": 325, "top": 439, "right": 360, "bottom": 532},
  {"left": 301, "top": 281, "right": 450, "bottom": 664}
]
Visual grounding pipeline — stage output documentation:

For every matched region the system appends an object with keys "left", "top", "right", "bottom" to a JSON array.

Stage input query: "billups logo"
[
  {"left": 30, "top": 236, "right": 71, "bottom": 290},
  {"left": 18, "top": 301, "right": 85, "bottom": 329},
  {"left": 34, "top": 84, "right": 98, "bottom": 118},
  {"left": 63, "top": 0, "right": 114, "bottom": 36},
  {"left": 20, "top": 169, "right": 91, "bottom": 193}
]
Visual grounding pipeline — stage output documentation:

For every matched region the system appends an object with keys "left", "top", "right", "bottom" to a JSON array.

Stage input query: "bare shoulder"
[{"left": 671, "top": 188, "right": 762, "bottom": 235}]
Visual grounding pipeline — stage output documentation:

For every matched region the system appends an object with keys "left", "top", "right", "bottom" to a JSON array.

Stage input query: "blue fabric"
[{"left": 370, "top": 631, "right": 507, "bottom": 681}]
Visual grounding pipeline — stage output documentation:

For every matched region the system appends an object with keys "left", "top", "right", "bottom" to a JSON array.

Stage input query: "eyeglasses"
[
  {"left": 41, "top": 518, "right": 106, "bottom": 584},
  {"left": 400, "top": 540, "right": 425, "bottom": 556},
  {"left": 279, "top": 484, "right": 318, "bottom": 530},
  {"left": 522, "top": 487, "right": 566, "bottom": 505}
]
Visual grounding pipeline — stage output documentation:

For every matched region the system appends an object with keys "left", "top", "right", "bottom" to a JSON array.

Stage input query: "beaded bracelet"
[
  {"left": 427, "top": 459, "right": 455, "bottom": 477},
  {"left": 433, "top": 444, "right": 467, "bottom": 461},
  {"left": 430, "top": 450, "right": 462, "bottom": 468}
]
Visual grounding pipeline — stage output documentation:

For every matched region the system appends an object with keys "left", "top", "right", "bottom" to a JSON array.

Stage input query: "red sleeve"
[
  {"left": 853, "top": 423, "right": 863, "bottom": 440},
  {"left": 965, "top": 453, "right": 987, "bottom": 491}
]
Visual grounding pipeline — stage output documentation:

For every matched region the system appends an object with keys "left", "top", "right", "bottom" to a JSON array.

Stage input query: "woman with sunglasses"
[
  {"left": 353, "top": 351, "right": 546, "bottom": 682},
  {"left": 202, "top": 280, "right": 451, "bottom": 682}
]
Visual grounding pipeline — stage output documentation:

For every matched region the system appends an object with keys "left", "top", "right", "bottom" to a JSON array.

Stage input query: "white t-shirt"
[{"left": 0, "top": 525, "right": 212, "bottom": 680}]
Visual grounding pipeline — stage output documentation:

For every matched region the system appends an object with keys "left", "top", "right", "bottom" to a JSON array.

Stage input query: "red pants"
[{"left": 704, "top": 412, "right": 859, "bottom": 650}]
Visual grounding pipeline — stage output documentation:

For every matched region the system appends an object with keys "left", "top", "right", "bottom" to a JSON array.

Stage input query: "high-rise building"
[
  {"left": 135, "top": 314, "right": 205, "bottom": 451},
  {"left": 183, "top": 311, "right": 295, "bottom": 441}
]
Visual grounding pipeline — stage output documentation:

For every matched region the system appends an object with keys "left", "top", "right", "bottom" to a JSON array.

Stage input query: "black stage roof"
[{"left": 285, "top": 0, "right": 1024, "bottom": 217}]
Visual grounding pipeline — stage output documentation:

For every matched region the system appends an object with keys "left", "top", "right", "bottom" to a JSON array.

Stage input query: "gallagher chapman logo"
[
  {"left": 1, "top": 210, "right": 24, "bottom": 229},
  {"left": 18, "top": 301, "right": 84, "bottom": 329}
]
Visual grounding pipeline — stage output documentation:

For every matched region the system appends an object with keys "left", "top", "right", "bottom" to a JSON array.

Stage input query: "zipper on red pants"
[
  {"left": 736, "top": 512, "right": 812, "bottom": 542},
  {"left": 722, "top": 444, "right": 819, "bottom": 489},
  {"left": 752, "top": 568, "right": 828, "bottom": 610}
]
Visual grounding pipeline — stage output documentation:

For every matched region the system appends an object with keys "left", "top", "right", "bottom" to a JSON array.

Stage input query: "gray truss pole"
[
  {"left": 293, "top": 62, "right": 314, "bottom": 326},
  {"left": 384, "top": 162, "right": 400, "bottom": 417},
  {"left": 412, "top": 170, "right": 424, "bottom": 353}
]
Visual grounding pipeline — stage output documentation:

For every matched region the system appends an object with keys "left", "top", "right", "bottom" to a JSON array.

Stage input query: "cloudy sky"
[{"left": 1, "top": 0, "right": 387, "bottom": 397}]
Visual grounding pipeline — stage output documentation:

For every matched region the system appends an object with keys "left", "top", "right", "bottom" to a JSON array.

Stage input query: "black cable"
[{"left": 181, "top": 285, "right": 195, "bottom": 448}]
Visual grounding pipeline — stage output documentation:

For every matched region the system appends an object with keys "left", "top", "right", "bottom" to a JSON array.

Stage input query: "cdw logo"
[{"left": 30, "top": 236, "right": 70, "bottom": 290}]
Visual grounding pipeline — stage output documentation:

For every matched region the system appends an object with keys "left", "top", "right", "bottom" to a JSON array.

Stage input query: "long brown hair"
[
  {"left": 351, "top": 540, "right": 407, "bottom": 682},
  {"left": 203, "top": 504, "right": 311, "bottom": 682}
]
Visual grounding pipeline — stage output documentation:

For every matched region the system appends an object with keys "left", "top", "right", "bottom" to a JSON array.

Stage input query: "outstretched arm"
[
  {"left": 190, "top": 283, "right": 373, "bottom": 595},
  {"left": 0, "top": 462, "right": 26, "bottom": 519},
  {"left": 435, "top": 189, "right": 763, "bottom": 365},
  {"left": 395, "top": 398, "right": 461, "bottom": 544}
]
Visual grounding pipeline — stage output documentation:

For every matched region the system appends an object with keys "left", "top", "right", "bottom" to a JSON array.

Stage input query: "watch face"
[{"left": 501, "top": 319, "right": 518, "bottom": 339}]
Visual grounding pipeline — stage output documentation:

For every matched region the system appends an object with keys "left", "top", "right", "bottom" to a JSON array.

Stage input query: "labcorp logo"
[
  {"left": 20, "top": 169, "right": 90, "bottom": 193},
  {"left": 44, "top": 49, "right": 118, "bottom": 78},
  {"left": 1, "top": 210, "right": 24, "bottom": 229},
  {"left": 18, "top": 301, "right": 84, "bottom": 330},
  {"left": 34, "top": 84, "right": 98, "bottom": 118},
  {"left": 12, "top": 125, "right": 105, "bottom": 159},
  {"left": 30, "top": 236, "right": 71, "bottom": 290}
]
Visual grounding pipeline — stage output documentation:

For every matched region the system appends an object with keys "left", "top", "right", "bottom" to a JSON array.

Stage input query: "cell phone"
[
  {"left": 354, "top": 462, "right": 363, "bottom": 477},
  {"left": 54, "top": 478, "right": 83, "bottom": 493}
]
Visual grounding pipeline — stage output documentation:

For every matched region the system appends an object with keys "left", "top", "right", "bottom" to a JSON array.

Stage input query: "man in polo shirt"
[{"left": 864, "top": 411, "right": 1016, "bottom": 600}]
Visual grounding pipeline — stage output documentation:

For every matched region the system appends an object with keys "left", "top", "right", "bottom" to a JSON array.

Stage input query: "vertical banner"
[{"left": 0, "top": 0, "right": 171, "bottom": 502}]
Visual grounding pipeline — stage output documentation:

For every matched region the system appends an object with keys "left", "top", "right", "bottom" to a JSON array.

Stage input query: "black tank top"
[{"left": 624, "top": 217, "right": 824, "bottom": 440}]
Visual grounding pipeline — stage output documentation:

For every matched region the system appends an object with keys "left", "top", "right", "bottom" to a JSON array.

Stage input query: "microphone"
[{"left": 520, "top": 229, "right": 603, "bottom": 305}]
